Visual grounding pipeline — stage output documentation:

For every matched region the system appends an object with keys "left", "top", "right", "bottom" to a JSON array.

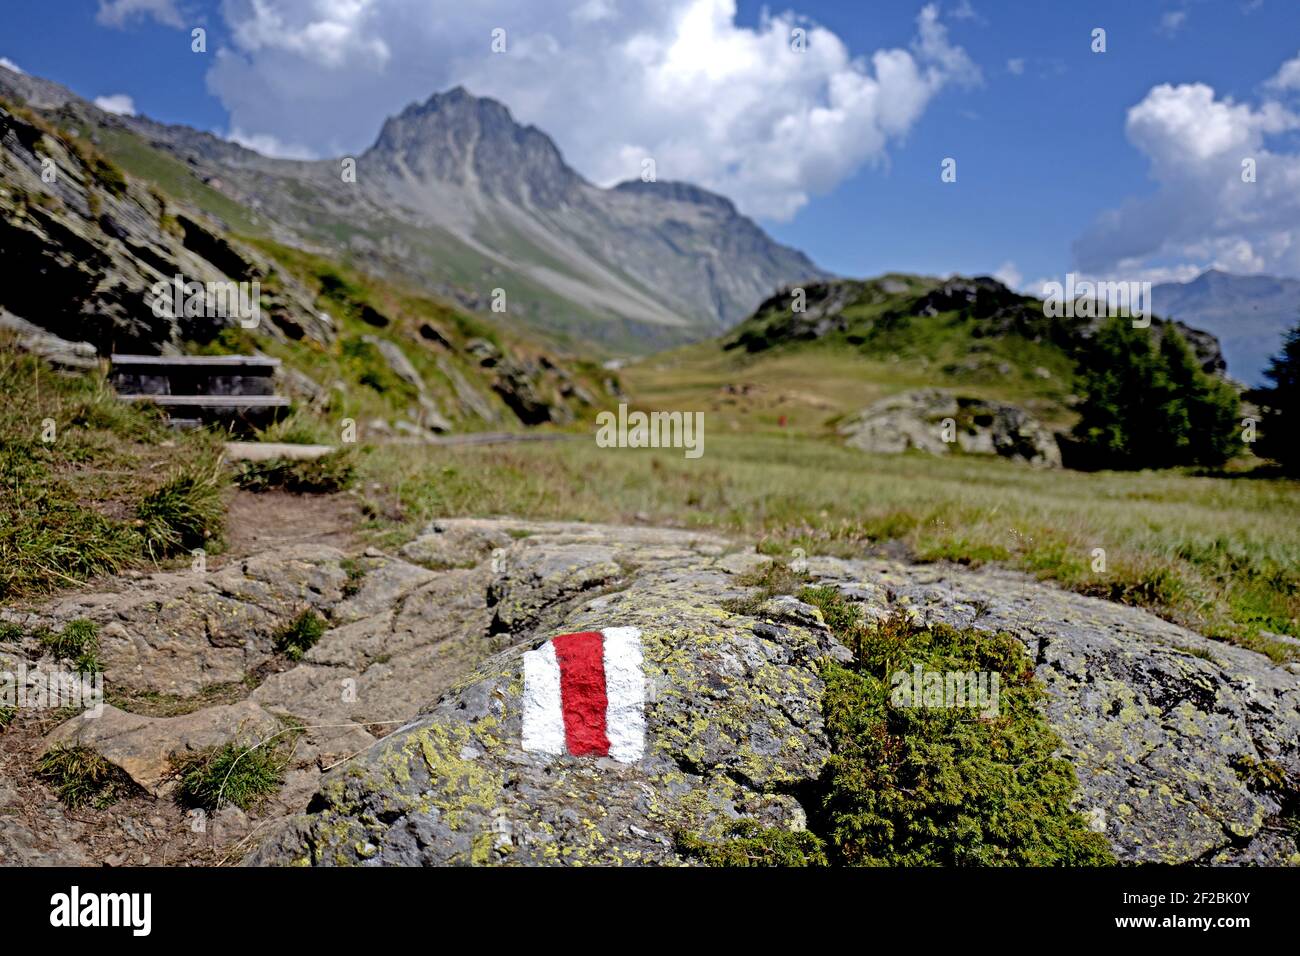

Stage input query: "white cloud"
[
  {"left": 0, "top": 56, "right": 23, "bottom": 75},
  {"left": 1157, "top": 11, "right": 1187, "bottom": 36},
  {"left": 94, "top": 93, "right": 137, "bottom": 116},
  {"left": 1266, "top": 50, "right": 1300, "bottom": 92},
  {"left": 992, "top": 260, "right": 1023, "bottom": 290},
  {"left": 1006, "top": 58, "right": 1024, "bottom": 75},
  {"left": 226, "top": 126, "right": 318, "bottom": 160},
  {"left": 197, "top": 0, "right": 978, "bottom": 220},
  {"left": 96, "top": 0, "right": 184, "bottom": 28},
  {"left": 1073, "top": 78, "right": 1300, "bottom": 278}
]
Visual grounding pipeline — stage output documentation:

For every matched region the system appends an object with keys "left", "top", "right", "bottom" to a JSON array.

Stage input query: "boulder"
[
  {"left": 839, "top": 388, "right": 1062, "bottom": 467},
  {"left": 243, "top": 520, "right": 1298, "bottom": 866}
]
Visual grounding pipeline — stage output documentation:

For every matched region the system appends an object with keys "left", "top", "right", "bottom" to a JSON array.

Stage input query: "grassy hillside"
[{"left": 625, "top": 276, "right": 1081, "bottom": 437}]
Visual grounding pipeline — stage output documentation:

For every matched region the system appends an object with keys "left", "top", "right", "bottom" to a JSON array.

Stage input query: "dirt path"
[{"left": 221, "top": 489, "right": 365, "bottom": 559}]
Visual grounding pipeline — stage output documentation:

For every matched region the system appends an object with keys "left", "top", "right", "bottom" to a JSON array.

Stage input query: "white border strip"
[
  {"left": 521, "top": 640, "right": 565, "bottom": 756},
  {"left": 601, "top": 626, "right": 646, "bottom": 763}
]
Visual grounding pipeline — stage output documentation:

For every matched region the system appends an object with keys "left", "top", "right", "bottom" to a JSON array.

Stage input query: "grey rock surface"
[{"left": 4, "top": 518, "right": 1296, "bottom": 866}]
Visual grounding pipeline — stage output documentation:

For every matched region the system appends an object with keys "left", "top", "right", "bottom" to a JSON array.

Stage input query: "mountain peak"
[{"left": 368, "top": 86, "right": 579, "bottom": 207}]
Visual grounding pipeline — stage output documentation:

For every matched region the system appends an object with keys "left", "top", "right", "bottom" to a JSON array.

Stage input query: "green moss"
[
  {"left": 801, "top": 587, "right": 1115, "bottom": 866},
  {"left": 676, "top": 819, "right": 827, "bottom": 866}
]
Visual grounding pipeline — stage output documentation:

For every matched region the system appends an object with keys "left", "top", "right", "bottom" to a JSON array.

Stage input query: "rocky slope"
[
  {"left": 0, "top": 92, "right": 611, "bottom": 433},
  {"left": 3, "top": 518, "right": 1295, "bottom": 866},
  {"left": 0, "top": 66, "right": 826, "bottom": 352}
]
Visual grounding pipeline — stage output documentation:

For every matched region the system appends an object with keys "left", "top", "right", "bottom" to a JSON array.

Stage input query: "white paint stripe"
[
  {"left": 521, "top": 640, "right": 565, "bottom": 756},
  {"left": 600, "top": 627, "right": 645, "bottom": 763}
]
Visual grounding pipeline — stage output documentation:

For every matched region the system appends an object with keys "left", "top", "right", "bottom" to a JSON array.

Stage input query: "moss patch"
[{"left": 802, "top": 587, "right": 1115, "bottom": 866}]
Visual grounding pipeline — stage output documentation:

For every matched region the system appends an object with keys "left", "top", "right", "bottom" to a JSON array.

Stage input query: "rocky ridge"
[{"left": 0, "top": 94, "right": 608, "bottom": 433}]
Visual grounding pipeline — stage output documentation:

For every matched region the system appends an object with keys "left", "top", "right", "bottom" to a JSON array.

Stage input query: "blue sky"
[{"left": 5, "top": 1, "right": 1300, "bottom": 290}]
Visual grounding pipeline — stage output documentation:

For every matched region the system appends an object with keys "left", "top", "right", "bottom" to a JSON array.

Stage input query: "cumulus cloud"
[
  {"left": 1006, "top": 57, "right": 1024, "bottom": 75},
  {"left": 1266, "top": 50, "right": 1300, "bottom": 92},
  {"left": 96, "top": 0, "right": 184, "bottom": 28},
  {"left": 194, "top": 0, "right": 978, "bottom": 220},
  {"left": 0, "top": 56, "right": 23, "bottom": 75},
  {"left": 94, "top": 93, "right": 137, "bottom": 116},
  {"left": 1073, "top": 78, "right": 1300, "bottom": 278}
]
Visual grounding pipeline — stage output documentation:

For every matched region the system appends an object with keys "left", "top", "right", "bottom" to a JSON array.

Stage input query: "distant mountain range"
[
  {"left": 0, "top": 66, "right": 825, "bottom": 354},
  {"left": 1151, "top": 270, "right": 1299, "bottom": 386}
]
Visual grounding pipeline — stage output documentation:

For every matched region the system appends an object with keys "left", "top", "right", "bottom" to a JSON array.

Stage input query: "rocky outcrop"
[
  {"left": 839, "top": 389, "right": 1062, "bottom": 467},
  {"left": 242, "top": 521, "right": 1297, "bottom": 866},
  {"left": 4, "top": 519, "right": 1296, "bottom": 866}
]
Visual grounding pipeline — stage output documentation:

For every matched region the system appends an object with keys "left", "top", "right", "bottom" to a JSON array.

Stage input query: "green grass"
[
  {"left": 37, "top": 618, "right": 102, "bottom": 673},
  {"left": 107, "top": 678, "right": 257, "bottom": 718},
  {"left": 272, "top": 608, "right": 327, "bottom": 661},
  {"left": 256, "top": 410, "right": 333, "bottom": 446},
  {"left": 339, "top": 557, "right": 366, "bottom": 598},
  {"left": 94, "top": 125, "right": 267, "bottom": 236},
  {"left": 36, "top": 744, "right": 139, "bottom": 809},
  {"left": 0, "top": 347, "right": 224, "bottom": 598},
  {"left": 721, "top": 560, "right": 812, "bottom": 616},
  {"left": 356, "top": 433, "right": 1300, "bottom": 661},
  {"left": 171, "top": 738, "right": 292, "bottom": 812},
  {"left": 136, "top": 456, "right": 227, "bottom": 559}
]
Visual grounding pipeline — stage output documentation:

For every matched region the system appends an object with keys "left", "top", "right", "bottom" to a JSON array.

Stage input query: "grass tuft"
[
  {"left": 136, "top": 457, "right": 227, "bottom": 559},
  {"left": 272, "top": 608, "right": 327, "bottom": 661},
  {"left": 234, "top": 449, "right": 356, "bottom": 494},
  {"left": 171, "top": 739, "right": 291, "bottom": 812},
  {"left": 36, "top": 744, "right": 138, "bottom": 809},
  {"left": 37, "top": 618, "right": 102, "bottom": 673}
]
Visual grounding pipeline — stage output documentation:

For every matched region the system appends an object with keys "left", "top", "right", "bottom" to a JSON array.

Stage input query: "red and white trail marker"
[{"left": 522, "top": 627, "right": 645, "bottom": 763}]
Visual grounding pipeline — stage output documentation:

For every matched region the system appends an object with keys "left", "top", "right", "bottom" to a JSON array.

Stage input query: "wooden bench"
[{"left": 110, "top": 354, "right": 290, "bottom": 429}]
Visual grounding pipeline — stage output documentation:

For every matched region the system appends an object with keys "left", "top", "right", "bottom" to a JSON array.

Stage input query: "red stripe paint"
[{"left": 551, "top": 631, "right": 610, "bottom": 757}]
